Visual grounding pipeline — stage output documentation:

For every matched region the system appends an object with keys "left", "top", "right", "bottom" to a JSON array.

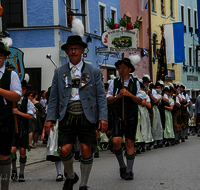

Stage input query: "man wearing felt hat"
[
  {"left": 0, "top": 40, "right": 22, "bottom": 190},
  {"left": 107, "top": 55, "right": 142, "bottom": 180},
  {"left": 178, "top": 83, "right": 191, "bottom": 142},
  {"left": 45, "top": 18, "right": 108, "bottom": 190}
]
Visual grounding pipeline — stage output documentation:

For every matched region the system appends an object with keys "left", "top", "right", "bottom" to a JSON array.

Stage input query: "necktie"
[{"left": 71, "top": 66, "right": 77, "bottom": 97}]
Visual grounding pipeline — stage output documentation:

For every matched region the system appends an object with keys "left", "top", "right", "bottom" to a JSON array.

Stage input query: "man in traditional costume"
[
  {"left": 179, "top": 84, "right": 190, "bottom": 142},
  {"left": 0, "top": 41, "right": 22, "bottom": 190},
  {"left": 194, "top": 91, "right": 200, "bottom": 137},
  {"left": 107, "top": 56, "right": 142, "bottom": 180},
  {"left": 169, "top": 83, "right": 181, "bottom": 145},
  {"left": 45, "top": 18, "right": 108, "bottom": 190},
  {"left": 11, "top": 76, "right": 35, "bottom": 182}
]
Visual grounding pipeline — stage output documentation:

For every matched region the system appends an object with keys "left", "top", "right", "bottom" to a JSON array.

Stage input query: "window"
[
  {"left": 139, "top": 21, "right": 143, "bottom": 48},
  {"left": 181, "top": 5, "right": 184, "bottom": 23},
  {"left": 99, "top": 3, "right": 106, "bottom": 35},
  {"left": 81, "top": 0, "right": 86, "bottom": 32},
  {"left": 188, "top": 8, "right": 191, "bottom": 27},
  {"left": 153, "top": 34, "right": 157, "bottom": 58},
  {"left": 161, "top": 0, "right": 165, "bottom": 15},
  {"left": 194, "top": 10, "right": 197, "bottom": 30},
  {"left": 189, "top": 47, "right": 192, "bottom": 66},
  {"left": 111, "top": 7, "right": 117, "bottom": 23},
  {"left": 170, "top": 0, "right": 174, "bottom": 17},
  {"left": 66, "top": 0, "right": 73, "bottom": 27},
  {"left": 5, "top": 0, "right": 23, "bottom": 27},
  {"left": 183, "top": 46, "right": 186, "bottom": 65},
  {"left": 151, "top": 0, "right": 156, "bottom": 12}
]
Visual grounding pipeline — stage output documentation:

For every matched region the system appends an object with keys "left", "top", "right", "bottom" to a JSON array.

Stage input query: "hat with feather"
[
  {"left": 61, "top": 18, "right": 88, "bottom": 50},
  {"left": 21, "top": 74, "right": 31, "bottom": 89},
  {"left": 168, "top": 82, "right": 174, "bottom": 91},
  {"left": 163, "top": 85, "right": 170, "bottom": 92},
  {"left": 115, "top": 54, "right": 141, "bottom": 73},
  {"left": 142, "top": 74, "right": 150, "bottom": 83},
  {"left": 179, "top": 83, "right": 185, "bottom": 89},
  {"left": 0, "top": 37, "right": 12, "bottom": 56},
  {"left": 155, "top": 80, "right": 164, "bottom": 88}
]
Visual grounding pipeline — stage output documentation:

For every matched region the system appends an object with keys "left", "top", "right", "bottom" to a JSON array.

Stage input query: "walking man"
[{"left": 45, "top": 35, "right": 108, "bottom": 190}]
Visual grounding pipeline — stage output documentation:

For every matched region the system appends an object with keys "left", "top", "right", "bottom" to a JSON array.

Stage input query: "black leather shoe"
[
  {"left": 125, "top": 171, "right": 134, "bottom": 180},
  {"left": 165, "top": 142, "right": 170, "bottom": 147},
  {"left": 141, "top": 148, "right": 145, "bottom": 152},
  {"left": 154, "top": 145, "right": 157, "bottom": 149},
  {"left": 181, "top": 138, "right": 185, "bottom": 142},
  {"left": 56, "top": 174, "right": 63, "bottom": 182},
  {"left": 175, "top": 140, "right": 179, "bottom": 145},
  {"left": 158, "top": 144, "right": 163, "bottom": 148},
  {"left": 146, "top": 145, "right": 151, "bottom": 150},
  {"left": 171, "top": 141, "right": 175, "bottom": 146},
  {"left": 136, "top": 149, "right": 141, "bottom": 154},
  {"left": 74, "top": 151, "right": 80, "bottom": 160},
  {"left": 79, "top": 186, "right": 89, "bottom": 190},
  {"left": 119, "top": 167, "right": 127, "bottom": 179},
  {"left": 62, "top": 173, "right": 79, "bottom": 190},
  {"left": 94, "top": 152, "right": 99, "bottom": 158},
  {"left": 18, "top": 174, "right": 25, "bottom": 182},
  {"left": 185, "top": 136, "right": 188, "bottom": 140},
  {"left": 11, "top": 170, "right": 17, "bottom": 181}
]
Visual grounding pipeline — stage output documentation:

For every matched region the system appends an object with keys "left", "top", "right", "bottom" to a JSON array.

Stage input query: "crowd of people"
[{"left": 1, "top": 30, "right": 200, "bottom": 190}]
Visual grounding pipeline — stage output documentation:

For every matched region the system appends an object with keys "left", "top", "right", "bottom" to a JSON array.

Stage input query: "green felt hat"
[
  {"left": 0, "top": 42, "right": 11, "bottom": 56},
  {"left": 61, "top": 35, "right": 88, "bottom": 50},
  {"left": 115, "top": 58, "right": 135, "bottom": 72}
]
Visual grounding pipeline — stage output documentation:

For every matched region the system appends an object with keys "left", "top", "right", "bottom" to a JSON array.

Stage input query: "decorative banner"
[
  {"left": 5, "top": 47, "right": 25, "bottom": 82},
  {"left": 107, "top": 27, "right": 138, "bottom": 53}
]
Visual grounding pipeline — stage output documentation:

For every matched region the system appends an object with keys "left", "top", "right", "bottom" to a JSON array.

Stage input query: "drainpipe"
[{"left": 148, "top": 0, "right": 153, "bottom": 79}]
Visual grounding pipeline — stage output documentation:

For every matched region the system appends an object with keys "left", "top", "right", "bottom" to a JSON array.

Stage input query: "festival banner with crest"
[
  {"left": 5, "top": 47, "right": 25, "bottom": 82},
  {"left": 107, "top": 27, "right": 138, "bottom": 53}
]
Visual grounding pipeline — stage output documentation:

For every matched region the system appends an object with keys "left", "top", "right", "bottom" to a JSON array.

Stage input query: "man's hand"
[
  {"left": 44, "top": 121, "right": 54, "bottom": 136},
  {"left": 98, "top": 120, "right": 108, "bottom": 133},
  {"left": 120, "top": 89, "right": 130, "bottom": 97},
  {"left": 184, "top": 105, "right": 187, "bottom": 108},
  {"left": 13, "top": 108, "right": 19, "bottom": 115}
]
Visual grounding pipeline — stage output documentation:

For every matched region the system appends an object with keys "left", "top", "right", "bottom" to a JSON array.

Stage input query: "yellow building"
[{"left": 151, "top": 0, "right": 181, "bottom": 84}]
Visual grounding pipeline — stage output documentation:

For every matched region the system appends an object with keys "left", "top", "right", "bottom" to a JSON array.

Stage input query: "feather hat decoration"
[
  {"left": 2, "top": 37, "right": 13, "bottom": 48},
  {"left": 129, "top": 54, "right": 141, "bottom": 66},
  {"left": 138, "top": 78, "right": 143, "bottom": 83},
  {"left": 24, "top": 73, "right": 30, "bottom": 83},
  {"left": 133, "top": 75, "right": 138, "bottom": 79},
  {"left": 143, "top": 74, "right": 150, "bottom": 80},
  {"left": 169, "top": 82, "right": 174, "bottom": 88},
  {"left": 71, "top": 18, "right": 84, "bottom": 39},
  {"left": 158, "top": 80, "right": 164, "bottom": 85},
  {"left": 109, "top": 74, "right": 116, "bottom": 80}
]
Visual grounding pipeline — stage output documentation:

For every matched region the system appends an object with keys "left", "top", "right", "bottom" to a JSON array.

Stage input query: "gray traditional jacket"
[{"left": 46, "top": 62, "right": 107, "bottom": 123}]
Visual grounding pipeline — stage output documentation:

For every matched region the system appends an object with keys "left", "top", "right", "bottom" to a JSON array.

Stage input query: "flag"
[
  {"left": 156, "top": 35, "right": 168, "bottom": 82},
  {"left": 141, "top": 0, "right": 148, "bottom": 11},
  {"left": 164, "top": 22, "right": 185, "bottom": 64}
]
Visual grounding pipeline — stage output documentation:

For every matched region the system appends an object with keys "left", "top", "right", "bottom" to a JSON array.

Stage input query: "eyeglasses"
[{"left": 67, "top": 48, "right": 83, "bottom": 52}]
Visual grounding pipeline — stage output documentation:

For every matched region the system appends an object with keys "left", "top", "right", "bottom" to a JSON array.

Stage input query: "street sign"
[
  {"left": 96, "top": 47, "right": 110, "bottom": 53},
  {"left": 84, "top": 47, "right": 90, "bottom": 54}
]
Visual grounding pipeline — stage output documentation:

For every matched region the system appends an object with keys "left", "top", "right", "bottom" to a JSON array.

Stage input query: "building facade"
[
  {"left": 6, "top": 0, "right": 121, "bottom": 91},
  {"left": 177, "top": 0, "right": 199, "bottom": 98},
  {"left": 120, "top": 0, "right": 150, "bottom": 78},
  {"left": 151, "top": 0, "right": 181, "bottom": 84}
]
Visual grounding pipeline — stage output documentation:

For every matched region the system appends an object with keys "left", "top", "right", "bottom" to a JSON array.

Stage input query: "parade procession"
[{"left": 1, "top": 0, "right": 200, "bottom": 190}]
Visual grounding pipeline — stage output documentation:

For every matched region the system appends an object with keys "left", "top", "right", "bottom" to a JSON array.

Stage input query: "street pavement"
[{"left": 10, "top": 135, "right": 200, "bottom": 190}]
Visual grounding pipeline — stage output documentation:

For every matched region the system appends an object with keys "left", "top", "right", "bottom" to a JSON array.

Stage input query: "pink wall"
[{"left": 121, "top": 0, "right": 150, "bottom": 78}]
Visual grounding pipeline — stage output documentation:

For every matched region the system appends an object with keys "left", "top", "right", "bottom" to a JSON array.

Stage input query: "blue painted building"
[
  {"left": 6, "top": 0, "right": 121, "bottom": 90},
  {"left": 177, "top": 0, "right": 199, "bottom": 98}
]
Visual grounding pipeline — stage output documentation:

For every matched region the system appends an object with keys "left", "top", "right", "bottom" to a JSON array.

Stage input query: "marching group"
[{"left": 1, "top": 33, "right": 200, "bottom": 190}]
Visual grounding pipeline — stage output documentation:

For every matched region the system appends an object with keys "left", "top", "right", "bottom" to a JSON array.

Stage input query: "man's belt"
[{"left": 66, "top": 101, "right": 84, "bottom": 115}]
